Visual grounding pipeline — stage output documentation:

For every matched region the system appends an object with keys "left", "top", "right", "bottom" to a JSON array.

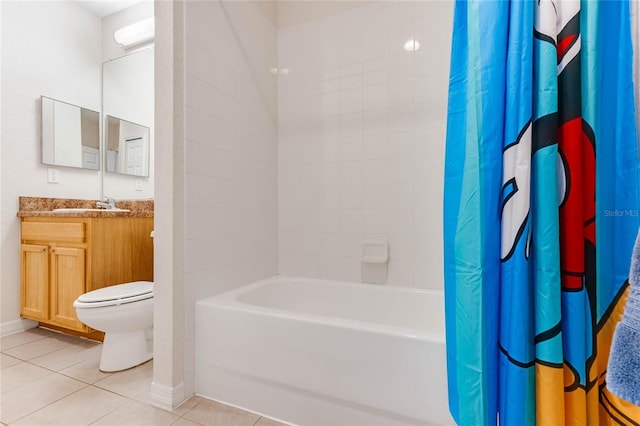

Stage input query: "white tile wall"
[
  {"left": 277, "top": 1, "right": 453, "bottom": 289},
  {"left": 178, "top": 0, "right": 451, "bottom": 399},
  {"left": 182, "top": 0, "right": 278, "bottom": 396},
  {"left": 183, "top": 0, "right": 278, "bottom": 300}
]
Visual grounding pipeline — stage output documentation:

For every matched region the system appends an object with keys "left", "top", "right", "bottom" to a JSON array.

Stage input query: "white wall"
[
  {"left": 0, "top": 0, "right": 4, "bottom": 330},
  {"left": 181, "top": 0, "right": 278, "bottom": 396},
  {"left": 276, "top": 1, "right": 453, "bottom": 289},
  {"left": 0, "top": 1, "right": 102, "bottom": 324}
]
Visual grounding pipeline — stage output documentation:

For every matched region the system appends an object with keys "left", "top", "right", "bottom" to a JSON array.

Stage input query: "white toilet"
[{"left": 73, "top": 281, "right": 153, "bottom": 372}]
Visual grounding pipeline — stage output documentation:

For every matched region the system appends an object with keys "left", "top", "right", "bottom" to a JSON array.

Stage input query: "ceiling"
[{"left": 73, "top": 0, "right": 143, "bottom": 18}]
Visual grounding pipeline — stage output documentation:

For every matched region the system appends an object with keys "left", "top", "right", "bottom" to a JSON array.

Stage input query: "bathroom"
[
  {"left": 3, "top": 0, "right": 640, "bottom": 425},
  {"left": 1, "top": 0, "right": 450, "bottom": 424}
]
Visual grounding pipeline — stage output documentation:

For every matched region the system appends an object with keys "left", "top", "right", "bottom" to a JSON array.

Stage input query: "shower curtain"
[
  {"left": 634, "top": 0, "right": 640, "bottom": 150},
  {"left": 444, "top": 1, "right": 640, "bottom": 425}
]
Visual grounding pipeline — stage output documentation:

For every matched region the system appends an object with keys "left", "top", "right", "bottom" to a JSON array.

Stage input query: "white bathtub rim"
[
  {"left": 196, "top": 275, "right": 445, "bottom": 343},
  {"left": 218, "top": 275, "right": 442, "bottom": 300}
]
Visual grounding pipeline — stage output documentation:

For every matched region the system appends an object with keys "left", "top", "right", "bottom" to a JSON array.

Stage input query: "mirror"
[
  {"left": 41, "top": 96, "right": 100, "bottom": 170},
  {"left": 102, "top": 48, "right": 154, "bottom": 179},
  {"left": 105, "top": 115, "right": 150, "bottom": 176}
]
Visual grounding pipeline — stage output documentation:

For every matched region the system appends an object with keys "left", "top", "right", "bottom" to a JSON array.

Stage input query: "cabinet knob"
[{"left": 41, "top": 248, "right": 46, "bottom": 253}]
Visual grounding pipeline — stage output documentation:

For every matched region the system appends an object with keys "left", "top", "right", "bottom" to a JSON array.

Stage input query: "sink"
[{"left": 52, "top": 208, "right": 131, "bottom": 213}]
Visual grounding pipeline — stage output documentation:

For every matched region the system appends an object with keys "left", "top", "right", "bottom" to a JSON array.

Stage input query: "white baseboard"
[
  {"left": 149, "top": 381, "right": 185, "bottom": 411},
  {"left": 0, "top": 318, "right": 38, "bottom": 337}
]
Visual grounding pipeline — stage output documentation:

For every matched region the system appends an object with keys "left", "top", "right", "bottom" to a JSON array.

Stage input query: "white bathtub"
[{"left": 195, "top": 276, "right": 453, "bottom": 426}]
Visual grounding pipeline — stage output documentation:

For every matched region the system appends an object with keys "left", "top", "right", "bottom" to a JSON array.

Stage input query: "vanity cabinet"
[
  {"left": 20, "top": 216, "right": 153, "bottom": 338},
  {"left": 21, "top": 243, "right": 85, "bottom": 330},
  {"left": 20, "top": 244, "right": 52, "bottom": 322}
]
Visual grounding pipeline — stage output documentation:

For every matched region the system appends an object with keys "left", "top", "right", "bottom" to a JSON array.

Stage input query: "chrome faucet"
[{"left": 96, "top": 197, "right": 116, "bottom": 209}]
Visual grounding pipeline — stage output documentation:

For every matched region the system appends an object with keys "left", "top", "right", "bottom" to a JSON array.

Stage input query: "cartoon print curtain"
[{"left": 443, "top": 0, "right": 640, "bottom": 424}]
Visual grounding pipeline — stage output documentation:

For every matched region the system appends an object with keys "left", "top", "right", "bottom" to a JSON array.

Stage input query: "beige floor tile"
[
  {"left": 0, "top": 328, "right": 56, "bottom": 351},
  {"left": 12, "top": 385, "right": 127, "bottom": 426},
  {"left": 172, "top": 396, "right": 205, "bottom": 417},
  {"left": 171, "top": 418, "right": 202, "bottom": 426},
  {"left": 0, "top": 372, "right": 86, "bottom": 423},
  {"left": 30, "top": 340, "right": 102, "bottom": 371},
  {"left": 93, "top": 360, "right": 153, "bottom": 399},
  {"left": 0, "top": 353, "right": 22, "bottom": 370},
  {"left": 133, "top": 387, "right": 152, "bottom": 404},
  {"left": 255, "top": 417, "right": 289, "bottom": 426},
  {"left": 0, "top": 362, "right": 52, "bottom": 394},
  {"left": 59, "top": 357, "right": 113, "bottom": 384},
  {"left": 3, "top": 336, "right": 76, "bottom": 361},
  {"left": 183, "top": 399, "right": 260, "bottom": 426},
  {"left": 91, "top": 399, "right": 180, "bottom": 425}
]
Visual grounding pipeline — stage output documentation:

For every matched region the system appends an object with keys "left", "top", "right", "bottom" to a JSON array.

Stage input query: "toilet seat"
[{"left": 74, "top": 281, "right": 153, "bottom": 309}]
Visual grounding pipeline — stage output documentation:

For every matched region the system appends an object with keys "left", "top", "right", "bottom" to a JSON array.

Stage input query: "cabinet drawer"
[{"left": 22, "top": 222, "right": 85, "bottom": 243}]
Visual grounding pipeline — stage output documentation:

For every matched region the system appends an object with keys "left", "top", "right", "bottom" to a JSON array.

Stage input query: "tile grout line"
[
  {"left": 2, "top": 345, "right": 112, "bottom": 388},
  {"left": 0, "top": 327, "right": 55, "bottom": 346},
  {"left": 1, "top": 332, "right": 104, "bottom": 425},
  {"left": 4, "top": 331, "right": 269, "bottom": 426},
  {"left": 0, "top": 365, "right": 56, "bottom": 395},
  {"left": 84, "top": 384, "right": 133, "bottom": 426},
  {"left": 174, "top": 398, "right": 205, "bottom": 425},
  {"left": 5, "top": 381, "right": 91, "bottom": 425},
  {"left": 2, "top": 336, "right": 91, "bottom": 364}
]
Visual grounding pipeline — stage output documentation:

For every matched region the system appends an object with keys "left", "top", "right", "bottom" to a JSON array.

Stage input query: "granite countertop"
[{"left": 17, "top": 197, "right": 154, "bottom": 218}]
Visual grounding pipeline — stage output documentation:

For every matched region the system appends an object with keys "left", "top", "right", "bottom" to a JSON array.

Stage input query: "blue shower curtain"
[{"left": 443, "top": 0, "right": 640, "bottom": 424}]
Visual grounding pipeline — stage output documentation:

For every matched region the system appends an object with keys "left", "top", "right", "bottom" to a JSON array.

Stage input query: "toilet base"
[{"left": 100, "top": 328, "right": 153, "bottom": 372}]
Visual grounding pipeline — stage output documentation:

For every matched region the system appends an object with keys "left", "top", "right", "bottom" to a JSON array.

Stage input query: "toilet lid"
[{"left": 76, "top": 281, "right": 153, "bottom": 304}]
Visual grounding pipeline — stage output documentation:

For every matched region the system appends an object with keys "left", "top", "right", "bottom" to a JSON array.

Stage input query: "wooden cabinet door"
[
  {"left": 50, "top": 246, "right": 87, "bottom": 331},
  {"left": 21, "top": 244, "right": 49, "bottom": 321}
]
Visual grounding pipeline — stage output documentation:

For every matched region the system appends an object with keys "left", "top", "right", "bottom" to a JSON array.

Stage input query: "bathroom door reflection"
[{"left": 105, "top": 115, "right": 150, "bottom": 177}]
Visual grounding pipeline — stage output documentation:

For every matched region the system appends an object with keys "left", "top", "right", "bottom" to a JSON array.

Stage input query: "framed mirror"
[
  {"left": 41, "top": 96, "right": 100, "bottom": 170},
  {"left": 105, "top": 115, "right": 150, "bottom": 177}
]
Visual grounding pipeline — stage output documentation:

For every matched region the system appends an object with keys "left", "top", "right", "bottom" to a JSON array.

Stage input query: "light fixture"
[
  {"left": 403, "top": 39, "right": 420, "bottom": 52},
  {"left": 114, "top": 17, "right": 155, "bottom": 50}
]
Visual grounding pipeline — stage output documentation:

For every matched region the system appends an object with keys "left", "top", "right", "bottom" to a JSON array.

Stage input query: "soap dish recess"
[{"left": 361, "top": 241, "right": 389, "bottom": 264}]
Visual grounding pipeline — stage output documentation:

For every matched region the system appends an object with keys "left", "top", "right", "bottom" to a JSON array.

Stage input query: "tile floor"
[{"left": 1, "top": 328, "right": 287, "bottom": 426}]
